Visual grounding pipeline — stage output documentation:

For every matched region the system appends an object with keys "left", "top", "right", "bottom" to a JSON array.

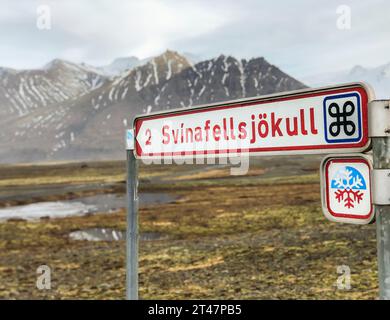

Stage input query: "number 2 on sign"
[{"left": 145, "top": 128, "right": 152, "bottom": 145}]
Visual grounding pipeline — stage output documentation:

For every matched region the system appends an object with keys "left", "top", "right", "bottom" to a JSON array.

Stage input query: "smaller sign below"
[{"left": 320, "top": 154, "right": 374, "bottom": 224}]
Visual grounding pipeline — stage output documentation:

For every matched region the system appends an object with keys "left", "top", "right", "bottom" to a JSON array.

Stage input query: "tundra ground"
[{"left": 0, "top": 157, "right": 377, "bottom": 299}]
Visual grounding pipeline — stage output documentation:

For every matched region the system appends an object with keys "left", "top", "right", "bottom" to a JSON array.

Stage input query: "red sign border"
[
  {"left": 324, "top": 157, "right": 373, "bottom": 220},
  {"left": 134, "top": 84, "right": 371, "bottom": 158}
]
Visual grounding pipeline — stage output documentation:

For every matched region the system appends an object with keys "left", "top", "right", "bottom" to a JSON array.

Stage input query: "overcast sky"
[{"left": 1, "top": 0, "right": 389, "bottom": 79}]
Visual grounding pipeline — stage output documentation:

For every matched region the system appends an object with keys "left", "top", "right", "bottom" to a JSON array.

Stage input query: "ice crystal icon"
[{"left": 330, "top": 166, "right": 366, "bottom": 209}]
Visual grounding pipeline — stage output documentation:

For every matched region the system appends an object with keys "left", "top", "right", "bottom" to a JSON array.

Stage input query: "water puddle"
[
  {"left": 0, "top": 192, "right": 178, "bottom": 222},
  {"left": 0, "top": 201, "right": 95, "bottom": 221},
  {"left": 69, "top": 228, "right": 168, "bottom": 242}
]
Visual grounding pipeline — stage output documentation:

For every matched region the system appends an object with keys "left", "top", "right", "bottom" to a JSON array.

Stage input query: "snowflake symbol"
[{"left": 331, "top": 166, "right": 366, "bottom": 209}]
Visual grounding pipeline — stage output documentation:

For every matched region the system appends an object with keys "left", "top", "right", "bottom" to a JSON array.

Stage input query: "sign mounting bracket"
[
  {"left": 369, "top": 100, "right": 390, "bottom": 138},
  {"left": 373, "top": 169, "right": 390, "bottom": 205}
]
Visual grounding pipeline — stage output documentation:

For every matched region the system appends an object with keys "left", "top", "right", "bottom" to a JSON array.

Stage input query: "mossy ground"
[{"left": 0, "top": 158, "right": 378, "bottom": 299}]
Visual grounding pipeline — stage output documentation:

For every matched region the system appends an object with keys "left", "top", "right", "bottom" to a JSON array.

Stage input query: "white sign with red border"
[
  {"left": 320, "top": 154, "right": 374, "bottom": 224},
  {"left": 134, "top": 83, "right": 373, "bottom": 159}
]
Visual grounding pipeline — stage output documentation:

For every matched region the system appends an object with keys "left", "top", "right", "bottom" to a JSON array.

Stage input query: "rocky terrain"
[{"left": 0, "top": 50, "right": 306, "bottom": 163}]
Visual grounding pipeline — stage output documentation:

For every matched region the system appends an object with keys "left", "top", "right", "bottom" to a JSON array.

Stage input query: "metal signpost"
[
  {"left": 126, "top": 129, "right": 138, "bottom": 300},
  {"left": 125, "top": 83, "right": 390, "bottom": 300},
  {"left": 370, "top": 100, "right": 390, "bottom": 299}
]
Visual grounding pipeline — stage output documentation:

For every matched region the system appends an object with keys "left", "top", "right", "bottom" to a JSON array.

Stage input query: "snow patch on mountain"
[
  {"left": 0, "top": 50, "right": 306, "bottom": 163},
  {"left": 302, "top": 62, "right": 390, "bottom": 99}
]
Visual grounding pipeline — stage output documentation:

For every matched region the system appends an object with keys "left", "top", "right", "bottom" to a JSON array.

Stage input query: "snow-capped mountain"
[
  {"left": 0, "top": 59, "right": 108, "bottom": 120},
  {"left": 82, "top": 51, "right": 305, "bottom": 115},
  {"left": 303, "top": 62, "right": 390, "bottom": 99},
  {"left": 96, "top": 56, "right": 143, "bottom": 76},
  {"left": 0, "top": 50, "right": 306, "bottom": 163},
  {"left": 97, "top": 52, "right": 202, "bottom": 76}
]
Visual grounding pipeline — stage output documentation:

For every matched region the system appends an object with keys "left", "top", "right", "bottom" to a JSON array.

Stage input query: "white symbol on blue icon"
[{"left": 331, "top": 166, "right": 366, "bottom": 208}]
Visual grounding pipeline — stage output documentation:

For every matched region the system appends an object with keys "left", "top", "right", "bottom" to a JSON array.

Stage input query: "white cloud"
[
  {"left": 0, "top": 0, "right": 234, "bottom": 67},
  {"left": 0, "top": 0, "right": 389, "bottom": 80}
]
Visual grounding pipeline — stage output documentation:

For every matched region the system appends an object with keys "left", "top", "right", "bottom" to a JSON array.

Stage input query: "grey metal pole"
[
  {"left": 126, "top": 148, "right": 139, "bottom": 300},
  {"left": 374, "top": 137, "right": 390, "bottom": 299},
  {"left": 369, "top": 100, "right": 390, "bottom": 299}
]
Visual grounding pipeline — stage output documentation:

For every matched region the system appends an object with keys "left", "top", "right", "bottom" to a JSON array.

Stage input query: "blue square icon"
[{"left": 323, "top": 93, "right": 362, "bottom": 144}]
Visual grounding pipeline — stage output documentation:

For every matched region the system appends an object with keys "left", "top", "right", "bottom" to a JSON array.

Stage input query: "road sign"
[
  {"left": 320, "top": 154, "right": 374, "bottom": 224},
  {"left": 134, "top": 83, "right": 373, "bottom": 159}
]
